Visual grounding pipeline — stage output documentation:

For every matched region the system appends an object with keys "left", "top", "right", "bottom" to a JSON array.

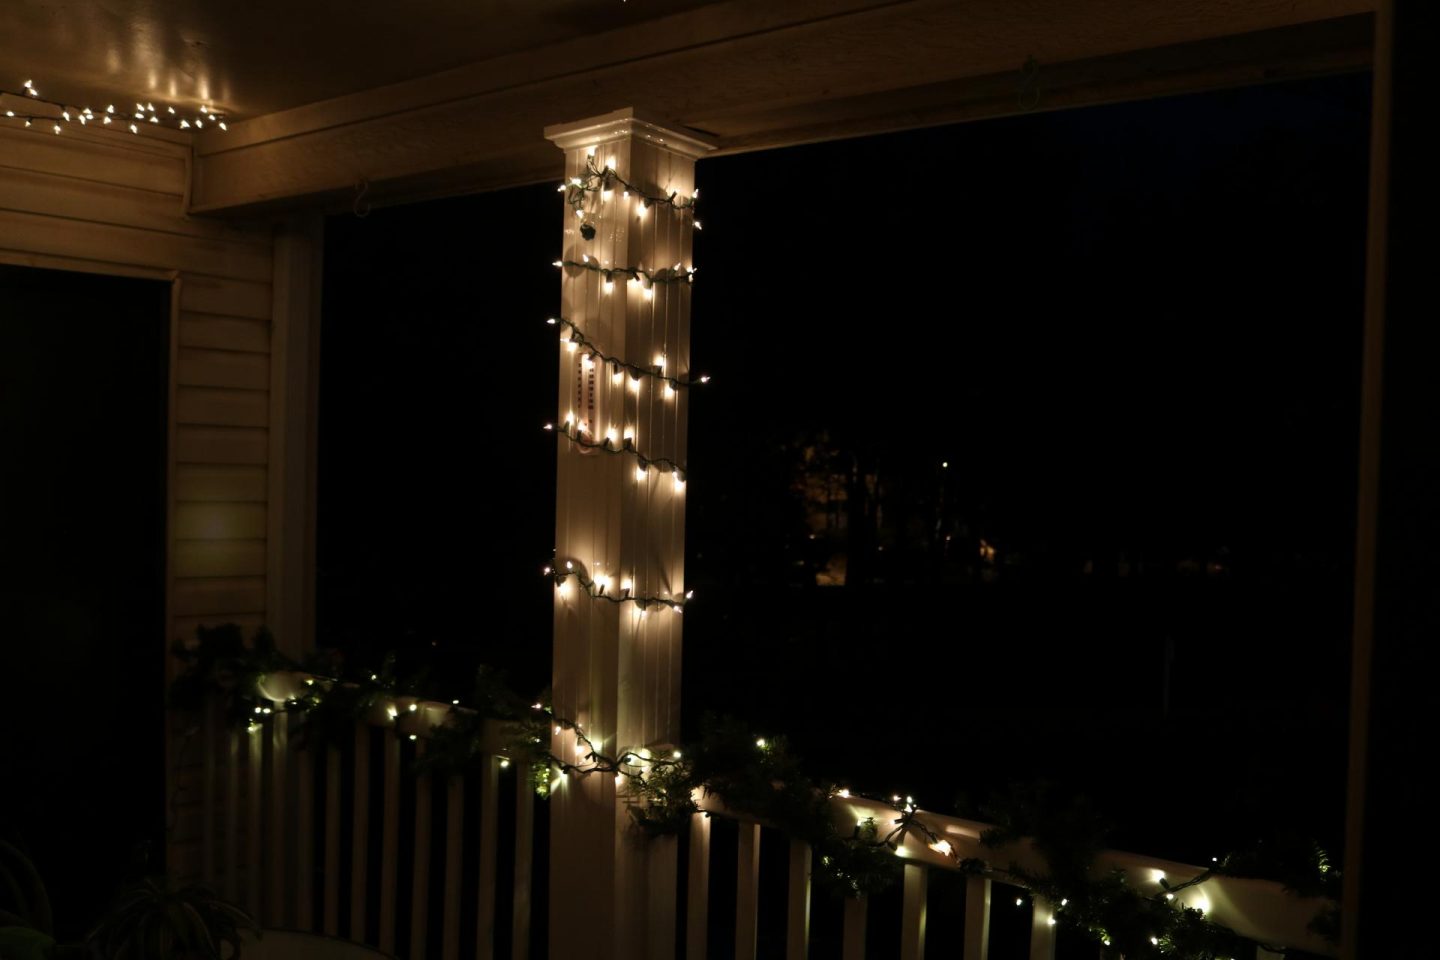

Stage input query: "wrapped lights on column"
[
  {"left": 544, "top": 561, "right": 692, "bottom": 612},
  {"left": 547, "top": 317, "right": 710, "bottom": 390}
]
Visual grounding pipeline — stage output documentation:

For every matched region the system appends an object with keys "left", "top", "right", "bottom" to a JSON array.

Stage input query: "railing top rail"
[{"left": 698, "top": 791, "right": 1337, "bottom": 956}]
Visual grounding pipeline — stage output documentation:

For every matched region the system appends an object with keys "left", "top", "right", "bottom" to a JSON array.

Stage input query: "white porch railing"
[
  {"left": 690, "top": 793, "right": 1333, "bottom": 960},
  {"left": 182, "top": 670, "right": 1334, "bottom": 960},
  {"left": 189, "top": 674, "right": 538, "bottom": 960}
]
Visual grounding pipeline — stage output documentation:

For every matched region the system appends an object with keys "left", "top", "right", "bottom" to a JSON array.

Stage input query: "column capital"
[{"left": 544, "top": 107, "right": 716, "bottom": 160}]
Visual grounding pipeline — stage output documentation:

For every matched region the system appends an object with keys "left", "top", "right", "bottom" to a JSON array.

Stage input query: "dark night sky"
[{"left": 320, "top": 73, "right": 1371, "bottom": 864}]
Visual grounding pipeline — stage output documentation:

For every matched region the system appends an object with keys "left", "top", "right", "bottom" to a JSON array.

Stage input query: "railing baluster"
[
  {"left": 477, "top": 755, "right": 500, "bottom": 960},
  {"left": 297, "top": 739, "right": 314, "bottom": 930},
  {"left": 324, "top": 745, "right": 341, "bottom": 936},
  {"left": 379, "top": 729, "right": 400, "bottom": 953},
  {"left": 686, "top": 812, "right": 711, "bottom": 960},
  {"left": 963, "top": 875, "right": 991, "bottom": 960},
  {"left": 1028, "top": 900, "right": 1056, "bottom": 960},
  {"left": 787, "top": 840, "right": 811, "bottom": 960},
  {"left": 350, "top": 722, "right": 372, "bottom": 943},
  {"left": 202, "top": 698, "right": 217, "bottom": 885},
  {"left": 735, "top": 823, "right": 761, "bottom": 960},
  {"left": 442, "top": 775, "right": 464, "bottom": 960},
  {"left": 842, "top": 897, "right": 866, "bottom": 960},
  {"left": 224, "top": 724, "right": 239, "bottom": 902},
  {"left": 246, "top": 723, "right": 263, "bottom": 916},
  {"left": 268, "top": 711, "right": 289, "bottom": 926},
  {"left": 900, "top": 864, "right": 927, "bottom": 960},
  {"left": 411, "top": 742, "right": 433, "bottom": 960},
  {"left": 512, "top": 761, "right": 534, "bottom": 960}
]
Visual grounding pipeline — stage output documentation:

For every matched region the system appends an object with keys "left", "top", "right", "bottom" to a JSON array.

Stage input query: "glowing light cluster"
[
  {"left": 546, "top": 417, "right": 687, "bottom": 482},
  {"left": 2, "top": 80, "right": 227, "bottom": 135},
  {"left": 544, "top": 560, "right": 692, "bottom": 613},
  {"left": 548, "top": 317, "right": 708, "bottom": 391}
]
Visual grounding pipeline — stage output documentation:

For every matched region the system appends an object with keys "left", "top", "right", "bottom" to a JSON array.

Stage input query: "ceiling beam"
[{"left": 189, "top": 0, "right": 1375, "bottom": 216}]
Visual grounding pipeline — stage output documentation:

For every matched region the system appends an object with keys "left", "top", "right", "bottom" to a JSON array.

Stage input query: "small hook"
[
  {"left": 1018, "top": 55, "right": 1042, "bottom": 111},
  {"left": 353, "top": 178, "right": 372, "bottom": 218}
]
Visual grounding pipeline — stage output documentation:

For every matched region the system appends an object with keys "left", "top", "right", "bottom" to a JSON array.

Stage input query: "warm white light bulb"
[
  {"left": 636, "top": 204, "right": 647, "bottom": 220},
  {"left": 635, "top": 465, "right": 647, "bottom": 482},
  {"left": 623, "top": 426, "right": 634, "bottom": 442},
  {"left": 602, "top": 279, "right": 614, "bottom": 294},
  {"left": 620, "top": 578, "right": 633, "bottom": 592},
  {"left": 663, "top": 384, "right": 676, "bottom": 400},
  {"left": 628, "top": 377, "right": 641, "bottom": 394},
  {"left": 673, "top": 474, "right": 685, "bottom": 491},
  {"left": 606, "top": 156, "right": 616, "bottom": 170},
  {"left": 755, "top": 738, "right": 766, "bottom": 749}
]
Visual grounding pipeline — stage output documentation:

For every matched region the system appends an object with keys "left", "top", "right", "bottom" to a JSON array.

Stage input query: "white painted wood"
[
  {"left": 0, "top": 208, "right": 270, "bottom": 281},
  {"left": 512, "top": 762, "right": 534, "bottom": 960},
  {"left": 247, "top": 724, "right": 264, "bottom": 915},
  {"left": 175, "top": 503, "right": 268, "bottom": 540},
  {"left": 963, "top": 875, "right": 991, "bottom": 960},
  {"left": 324, "top": 746, "right": 342, "bottom": 936},
  {"left": 1028, "top": 900, "right": 1056, "bottom": 960},
  {"left": 350, "top": 723, "right": 372, "bottom": 943},
  {"left": 267, "top": 215, "right": 323, "bottom": 657},
  {"left": 176, "top": 426, "right": 270, "bottom": 466},
  {"left": 201, "top": 699, "right": 217, "bottom": 884},
  {"left": 411, "top": 744, "right": 433, "bottom": 960},
  {"left": 173, "top": 576, "right": 266, "bottom": 617},
  {"left": 477, "top": 755, "right": 500, "bottom": 960},
  {"left": 179, "top": 313, "right": 270, "bottom": 354},
  {"left": 178, "top": 348, "right": 270, "bottom": 389},
  {"left": 379, "top": 732, "right": 400, "bottom": 954},
  {"left": 297, "top": 740, "right": 315, "bottom": 931},
  {"left": 225, "top": 727, "right": 240, "bottom": 902},
  {"left": 0, "top": 125, "right": 188, "bottom": 194},
  {"left": 176, "top": 465, "right": 269, "bottom": 502},
  {"left": 190, "top": 1, "right": 1372, "bottom": 214},
  {"left": 546, "top": 109, "right": 713, "bottom": 960},
  {"left": 269, "top": 711, "right": 289, "bottom": 927},
  {"left": 735, "top": 823, "right": 761, "bottom": 960},
  {"left": 787, "top": 840, "right": 811, "bottom": 960},
  {"left": 901, "top": 864, "right": 928, "bottom": 960},
  {"left": 442, "top": 775, "right": 464, "bottom": 960},
  {"left": 842, "top": 897, "right": 866, "bottom": 960},
  {"left": 686, "top": 812, "right": 710, "bottom": 960},
  {"left": 646, "top": 835, "right": 678, "bottom": 960}
]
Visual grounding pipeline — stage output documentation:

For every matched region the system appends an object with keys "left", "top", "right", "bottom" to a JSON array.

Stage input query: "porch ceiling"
[{"left": 0, "top": 0, "right": 723, "bottom": 118}]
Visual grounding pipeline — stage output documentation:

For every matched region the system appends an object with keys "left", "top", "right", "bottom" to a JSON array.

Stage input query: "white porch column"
[{"left": 544, "top": 109, "right": 713, "bottom": 960}]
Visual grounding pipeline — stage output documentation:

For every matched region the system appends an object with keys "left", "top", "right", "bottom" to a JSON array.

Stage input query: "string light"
[
  {"left": 548, "top": 317, "right": 709, "bottom": 390},
  {"left": 550, "top": 418, "right": 686, "bottom": 481},
  {"left": 562, "top": 156, "right": 699, "bottom": 237},
  {"left": 555, "top": 259, "right": 695, "bottom": 287},
  {"left": 546, "top": 563, "right": 690, "bottom": 612},
  {"left": 1, "top": 81, "right": 225, "bottom": 136}
]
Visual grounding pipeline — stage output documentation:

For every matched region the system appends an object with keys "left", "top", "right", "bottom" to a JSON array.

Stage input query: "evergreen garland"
[{"left": 169, "top": 625, "right": 1338, "bottom": 957}]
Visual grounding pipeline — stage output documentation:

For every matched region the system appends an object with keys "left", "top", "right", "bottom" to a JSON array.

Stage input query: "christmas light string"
[
  {"left": 1, "top": 79, "right": 226, "bottom": 135},
  {"left": 547, "top": 317, "right": 709, "bottom": 391},
  {"left": 170, "top": 626, "right": 1337, "bottom": 956},
  {"left": 545, "top": 418, "right": 688, "bottom": 481},
  {"left": 562, "top": 155, "right": 701, "bottom": 242},
  {"left": 543, "top": 560, "right": 692, "bottom": 612},
  {"left": 554, "top": 257, "right": 695, "bottom": 289}
]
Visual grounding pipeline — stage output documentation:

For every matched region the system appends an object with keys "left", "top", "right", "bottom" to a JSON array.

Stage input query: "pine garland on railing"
[{"left": 169, "top": 625, "right": 1340, "bottom": 957}]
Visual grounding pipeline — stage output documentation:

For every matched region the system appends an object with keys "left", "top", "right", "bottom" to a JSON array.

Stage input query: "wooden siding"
[{"left": 0, "top": 123, "right": 277, "bottom": 882}]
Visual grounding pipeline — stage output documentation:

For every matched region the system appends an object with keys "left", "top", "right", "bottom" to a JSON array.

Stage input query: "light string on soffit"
[{"left": 1, "top": 79, "right": 226, "bottom": 135}]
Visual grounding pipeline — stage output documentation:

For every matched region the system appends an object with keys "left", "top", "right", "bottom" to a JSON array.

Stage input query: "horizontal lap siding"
[{"left": 0, "top": 128, "right": 276, "bottom": 873}]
